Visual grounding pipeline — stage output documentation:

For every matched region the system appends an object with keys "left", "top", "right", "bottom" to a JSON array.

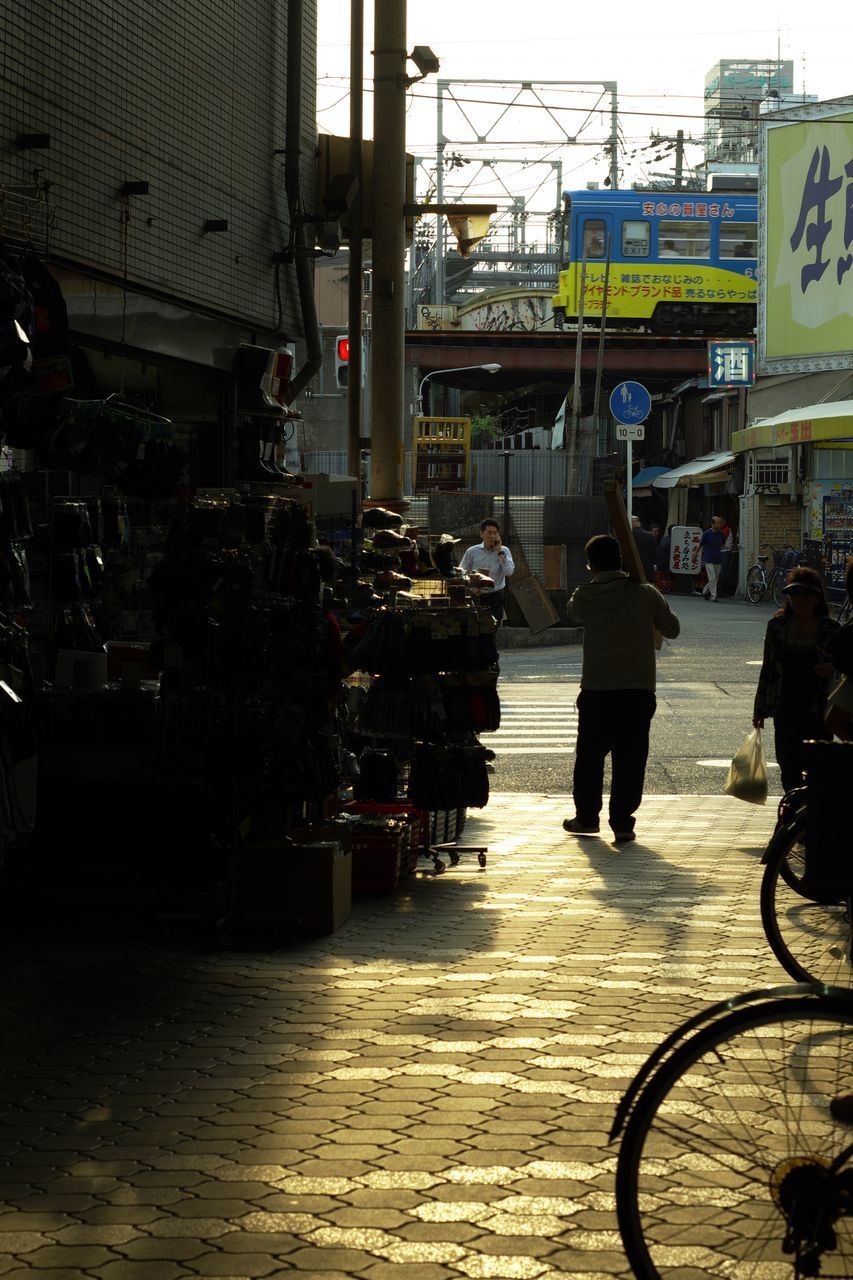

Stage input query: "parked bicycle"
[
  {"left": 835, "top": 594, "right": 853, "bottom": 625},
  {"left": 613, "top": 742, "right": 853, "bottom": 1276},
  {"left": 760, "top": 750, "right": 853, "bottom": 991},
  {"left": 612, "top": 983, "right": 853, "bottom": 1277},
  {"left": 746, "top": 543, "right": 802, "bottom": 605}
]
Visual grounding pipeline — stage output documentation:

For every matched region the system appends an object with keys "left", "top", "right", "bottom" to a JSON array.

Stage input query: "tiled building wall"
[{"left": 2, "top": 0, "right": 317, "bottom": 336}]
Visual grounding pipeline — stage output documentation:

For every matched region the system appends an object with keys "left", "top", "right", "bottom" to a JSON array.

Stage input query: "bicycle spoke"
[{"left": 619, "top": 1001, "right": 853, "bottom": 1278}]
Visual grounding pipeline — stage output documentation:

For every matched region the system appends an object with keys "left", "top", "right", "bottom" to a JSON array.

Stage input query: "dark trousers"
[
  {"left": 773, "top": 715, "right": 831, "bottom": 794},
  {"left": 478, "top": 589, "right": 505, "bottom": 623},
  {"left": 573, "top": 689, "right": 657, "bottom": 832}
]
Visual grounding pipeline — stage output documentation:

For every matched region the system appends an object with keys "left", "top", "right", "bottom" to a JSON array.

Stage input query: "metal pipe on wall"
[
  {"left": 346, "top": 0, "right": 364, "bottom": 485},
  {"left": 285, "top": 0, "right": 323, "bottom": 401}
]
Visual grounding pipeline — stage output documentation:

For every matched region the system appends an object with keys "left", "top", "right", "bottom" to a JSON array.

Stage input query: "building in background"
[
  {"left": 2, "top": 0, "right": 320, "bottom": 484},
  {"left": 736, "top": 96, "right": 853, "bottom": 599}
]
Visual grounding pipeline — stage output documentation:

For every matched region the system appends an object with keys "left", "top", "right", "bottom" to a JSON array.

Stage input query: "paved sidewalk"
[{"left": 0, "top": 793, "right": 783, "bottom": 1280}]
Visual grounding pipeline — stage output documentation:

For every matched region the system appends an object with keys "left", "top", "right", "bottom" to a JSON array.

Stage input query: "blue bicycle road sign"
[{"left": 609, "top": 380, "right": 651, "bottom": 425}]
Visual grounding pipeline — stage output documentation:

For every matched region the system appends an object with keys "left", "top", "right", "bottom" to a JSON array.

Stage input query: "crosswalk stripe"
[{"left": 490, "top": 704, "right": 578, "bottom": 755}]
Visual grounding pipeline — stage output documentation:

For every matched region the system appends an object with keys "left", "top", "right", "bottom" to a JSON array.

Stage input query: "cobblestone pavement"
[{"left": 0, "top": 793, "right": 784, "bottom": 1280}]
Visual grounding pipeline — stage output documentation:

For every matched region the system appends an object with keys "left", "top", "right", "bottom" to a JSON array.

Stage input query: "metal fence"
[{"left": 300, "top": 449, "right": 574, "bottom": 497}]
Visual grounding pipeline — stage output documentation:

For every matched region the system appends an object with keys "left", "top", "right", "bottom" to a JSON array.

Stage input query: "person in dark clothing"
[
  {"left": 699, "top": 515, "right": 725, "bottom": 601},
  {"left": 752, "top": 566, "right": 839, "bottom": 792},
  {"left": 564, "top": 534, "right": 680, "bottom": 843},
  {"left": 631, "top": 514, "right": 657, "bottom": 583},
  {"left": 656, "top": 525, "right": 673, "bottom": 573}
]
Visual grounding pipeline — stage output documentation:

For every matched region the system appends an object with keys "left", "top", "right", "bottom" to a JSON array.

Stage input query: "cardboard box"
[{"left": 232, "top": 827, "right": 352, "bottom": 936}]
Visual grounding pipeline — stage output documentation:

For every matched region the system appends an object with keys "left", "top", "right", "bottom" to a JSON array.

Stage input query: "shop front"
[{"left": 732, "top": 401, "right": 853, "bottom": 600}]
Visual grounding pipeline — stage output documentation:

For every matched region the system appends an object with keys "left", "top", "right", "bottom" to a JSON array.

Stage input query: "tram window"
[
  {"left": 658, "top": 219, "right": 710, "bottom": 259},
  {"left": 720, "top": 221, "right": 757, "bottom": 259},
  {"left": 622, "top": 220, "right": 650, "bottom": 258},
  {"left": 582, "top": 220, "right": 606, "bottom": 259}
]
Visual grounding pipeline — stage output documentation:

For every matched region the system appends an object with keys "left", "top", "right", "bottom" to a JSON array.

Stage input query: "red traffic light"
[{"left": 336, "top": 337, "right": 350, "bottom": 361}]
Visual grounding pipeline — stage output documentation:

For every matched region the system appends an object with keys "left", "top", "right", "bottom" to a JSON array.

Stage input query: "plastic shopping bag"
[{"left": 724, "top": 727, "right": 768, "bottom": 805}]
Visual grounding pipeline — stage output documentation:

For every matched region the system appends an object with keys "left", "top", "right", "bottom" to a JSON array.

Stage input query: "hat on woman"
[{"left": 781, "top": 566, "right": 823, "bottom": 595}]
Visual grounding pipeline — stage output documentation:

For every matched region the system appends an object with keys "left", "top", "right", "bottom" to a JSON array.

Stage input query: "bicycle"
[
  {"left": 758, "top": 762, "right": 850, "bottom": 993},
  {"left": 612, "top": 983, "right": 853, "bottom": 1277},
  {"left": 835, "top": 594, "right": 852, "bottom": 625},
  {"left": 746, "top": 543, "right": 801, "bottom": 606}
]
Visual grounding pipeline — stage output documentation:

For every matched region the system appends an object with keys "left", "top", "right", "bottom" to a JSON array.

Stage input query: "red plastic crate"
[
  {"left": 342, "top": 801, "right": 430, "bottom": 853},
  {"left": 349, "top": 825, "right": 405, "bottom": 894}
]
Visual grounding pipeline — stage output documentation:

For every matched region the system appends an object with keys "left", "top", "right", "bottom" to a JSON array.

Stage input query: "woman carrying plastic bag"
[{"left": 724, "top": 726, "right": 768, "bottom": 804}]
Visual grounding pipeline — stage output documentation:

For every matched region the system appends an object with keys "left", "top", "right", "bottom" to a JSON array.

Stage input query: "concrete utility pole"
[
  {"left": 370, "top": 0, "right": 406, "bottom": 504},
  {"left": 346, "top": 0, "right": 364, "bottom": 485}
]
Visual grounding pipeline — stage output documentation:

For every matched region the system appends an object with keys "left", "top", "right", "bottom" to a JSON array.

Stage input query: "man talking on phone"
[{"left": 459, "top": 518, "right": 515, "bottom": 622}]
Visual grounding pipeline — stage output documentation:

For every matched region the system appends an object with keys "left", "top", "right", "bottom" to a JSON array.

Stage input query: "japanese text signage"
[
  {"left": 708, "top": 340, "right": 755, "bottom": 387},
  {"left": 763, "top": 103, "right": 853, "bottom": 369},
  {"left": 669, "top": 526, "right": 702, "bottom": 576}
]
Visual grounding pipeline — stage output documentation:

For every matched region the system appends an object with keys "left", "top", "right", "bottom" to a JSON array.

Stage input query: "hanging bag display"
[{"left": 724, "top": 726, "right": 768, "bottom": 804}]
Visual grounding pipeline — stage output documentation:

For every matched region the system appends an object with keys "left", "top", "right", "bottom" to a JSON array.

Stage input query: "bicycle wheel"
[
  {"left": 616, "top": 992, "right": 853, "bottom": 1279},
  {"left": 761, "top": 825, "right": 852, "bottom": 988},
  {"left": 746, "top": 565, "right": 766, "bottom": 603},
  {"left": 772, "top": 568, "right": 787, "bottom": 608}
]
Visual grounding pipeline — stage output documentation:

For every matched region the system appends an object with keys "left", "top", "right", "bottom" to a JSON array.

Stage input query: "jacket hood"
[{"left": 576, "top": 570, "right": 641, "bottom": 612}]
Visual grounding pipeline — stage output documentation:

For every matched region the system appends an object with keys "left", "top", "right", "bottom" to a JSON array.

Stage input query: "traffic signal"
[{"left": 335, "top": 336, "right": 349, "bottom": 389}]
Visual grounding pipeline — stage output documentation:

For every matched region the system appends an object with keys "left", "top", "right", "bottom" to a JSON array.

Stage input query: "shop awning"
[
  {"left": 733, "top": 399, "right": 853, "bottom": 452},
  {"left": 627, "top": 465, "right": 670, "bottom": 498},
  {"left": 652, "top": 451, "right": 735, "bottom": 489}
]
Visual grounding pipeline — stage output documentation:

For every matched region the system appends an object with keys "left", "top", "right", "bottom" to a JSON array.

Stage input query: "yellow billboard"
[{"left": 762, "top": 102, "right": 853, "bottom": 370}]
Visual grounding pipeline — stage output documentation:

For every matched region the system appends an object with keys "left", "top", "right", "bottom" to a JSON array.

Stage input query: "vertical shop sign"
[{"left": 762, "top": 103, "right": 853, "bottom": 369}]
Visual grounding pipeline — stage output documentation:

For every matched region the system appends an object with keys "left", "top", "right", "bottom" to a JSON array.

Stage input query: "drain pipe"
[{"left": 285, "top": 0, "right": 323, "bottom": 400}]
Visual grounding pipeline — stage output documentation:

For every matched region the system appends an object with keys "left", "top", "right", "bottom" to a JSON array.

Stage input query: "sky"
[{"left": 316, "top": 2, "right": 853, "bottom": 204}]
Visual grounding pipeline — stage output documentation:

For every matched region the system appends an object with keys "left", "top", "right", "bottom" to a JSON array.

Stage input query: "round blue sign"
[{"left": 609, "top": 381, "right": 651, "bottom": 425}]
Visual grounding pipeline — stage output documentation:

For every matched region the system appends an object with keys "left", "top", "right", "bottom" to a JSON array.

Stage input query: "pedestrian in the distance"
[
  {"left": 564, "top": 533, "right": 680, "bottom": 843},
  {"left": 752, "top": 566, "right": 839, "bottom": 793},
  {"left": 631, "top": 514, "right": 657, "bottom": 582},
  {"left": 699, "top": 514, "right": 725, "bottom": 601},
  {"left": 459, "top": 518, "right": 515, "bottom": 622}
]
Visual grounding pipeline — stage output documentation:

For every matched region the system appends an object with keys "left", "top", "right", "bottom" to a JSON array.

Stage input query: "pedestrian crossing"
[{"left": 490, "top": 698, "right": 578, "bottom": 755}]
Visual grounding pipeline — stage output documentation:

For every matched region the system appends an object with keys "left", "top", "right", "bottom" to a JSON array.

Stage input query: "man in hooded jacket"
[{"left": 564, "top": 533, "right": 680, "bottom": 843}]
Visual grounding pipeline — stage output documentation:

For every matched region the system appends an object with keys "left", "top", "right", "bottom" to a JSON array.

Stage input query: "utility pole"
[
  {"left": 346, "top": 0, "right": 364, "bottom": 485},
  {"left": 607, "top": 82, "right": 619, "bottom": 190},
  {"left": 370, "top": 0, "right": 406, "bottom": 505}
]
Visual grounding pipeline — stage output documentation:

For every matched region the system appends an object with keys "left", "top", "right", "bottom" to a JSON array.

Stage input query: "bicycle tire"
[
  {"left": 772, "top": 568, "right": 787, "bottom": 607},
  {"left": 761, "top": 824, "right": 853, "bottom": 988},
  {"left": 771, "top": 808, "right": 810, "bottom": 896},
  {"left": 616, "top": 992, "right": 853, "bottom": 1279},
  {"left": 746, "top": 565, "right": 765, "bottom": 603}
]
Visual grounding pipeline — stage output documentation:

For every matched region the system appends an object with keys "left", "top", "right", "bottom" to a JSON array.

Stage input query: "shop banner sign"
[
  {"left": 669, "top": 525, "right": 702, "bottom": 575},
  {"left": 762, "top": 103, "right": 853, "bottom": 370}
]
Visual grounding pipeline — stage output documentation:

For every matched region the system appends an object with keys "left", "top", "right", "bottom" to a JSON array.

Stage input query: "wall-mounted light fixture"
[
  {"left": 203, "top": 219, "right": 229, "bottom": 232},
  {"left": 16, "top": 133, "right": 51, "bottom": 150},
  {"left": 120, "top": 181, "right": 150, "bottom": 196}
]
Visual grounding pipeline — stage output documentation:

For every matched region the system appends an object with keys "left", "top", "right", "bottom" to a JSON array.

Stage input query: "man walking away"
[
  {"left": 631, "top": 514, "right": 657, "bottom": 583},
  {"left": 564, "top": 534, "right": 680, "bottom": 843},
  {"left": 699, "top": 515, "right": 725, "bottom": 601},
  {"left": 459, "top": 518, "right": 515, "bottom": 622}
]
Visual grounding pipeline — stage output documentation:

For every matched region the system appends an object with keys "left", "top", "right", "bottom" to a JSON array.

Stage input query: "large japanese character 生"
[
  {"left": 789, "top": 146, "right": 842, "bottom": 291},
  {"left": 837, "top": 156, "right": 853, "bottom": 284}
]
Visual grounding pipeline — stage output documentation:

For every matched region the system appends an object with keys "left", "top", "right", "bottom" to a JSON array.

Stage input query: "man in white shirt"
[{"left": 459, "top": 518, "right": 515, "bottom": 622}]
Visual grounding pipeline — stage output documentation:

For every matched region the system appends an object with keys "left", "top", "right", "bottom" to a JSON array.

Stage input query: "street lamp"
[{"left": 417, "top": 362, "right": 501, "bottom": 414}]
